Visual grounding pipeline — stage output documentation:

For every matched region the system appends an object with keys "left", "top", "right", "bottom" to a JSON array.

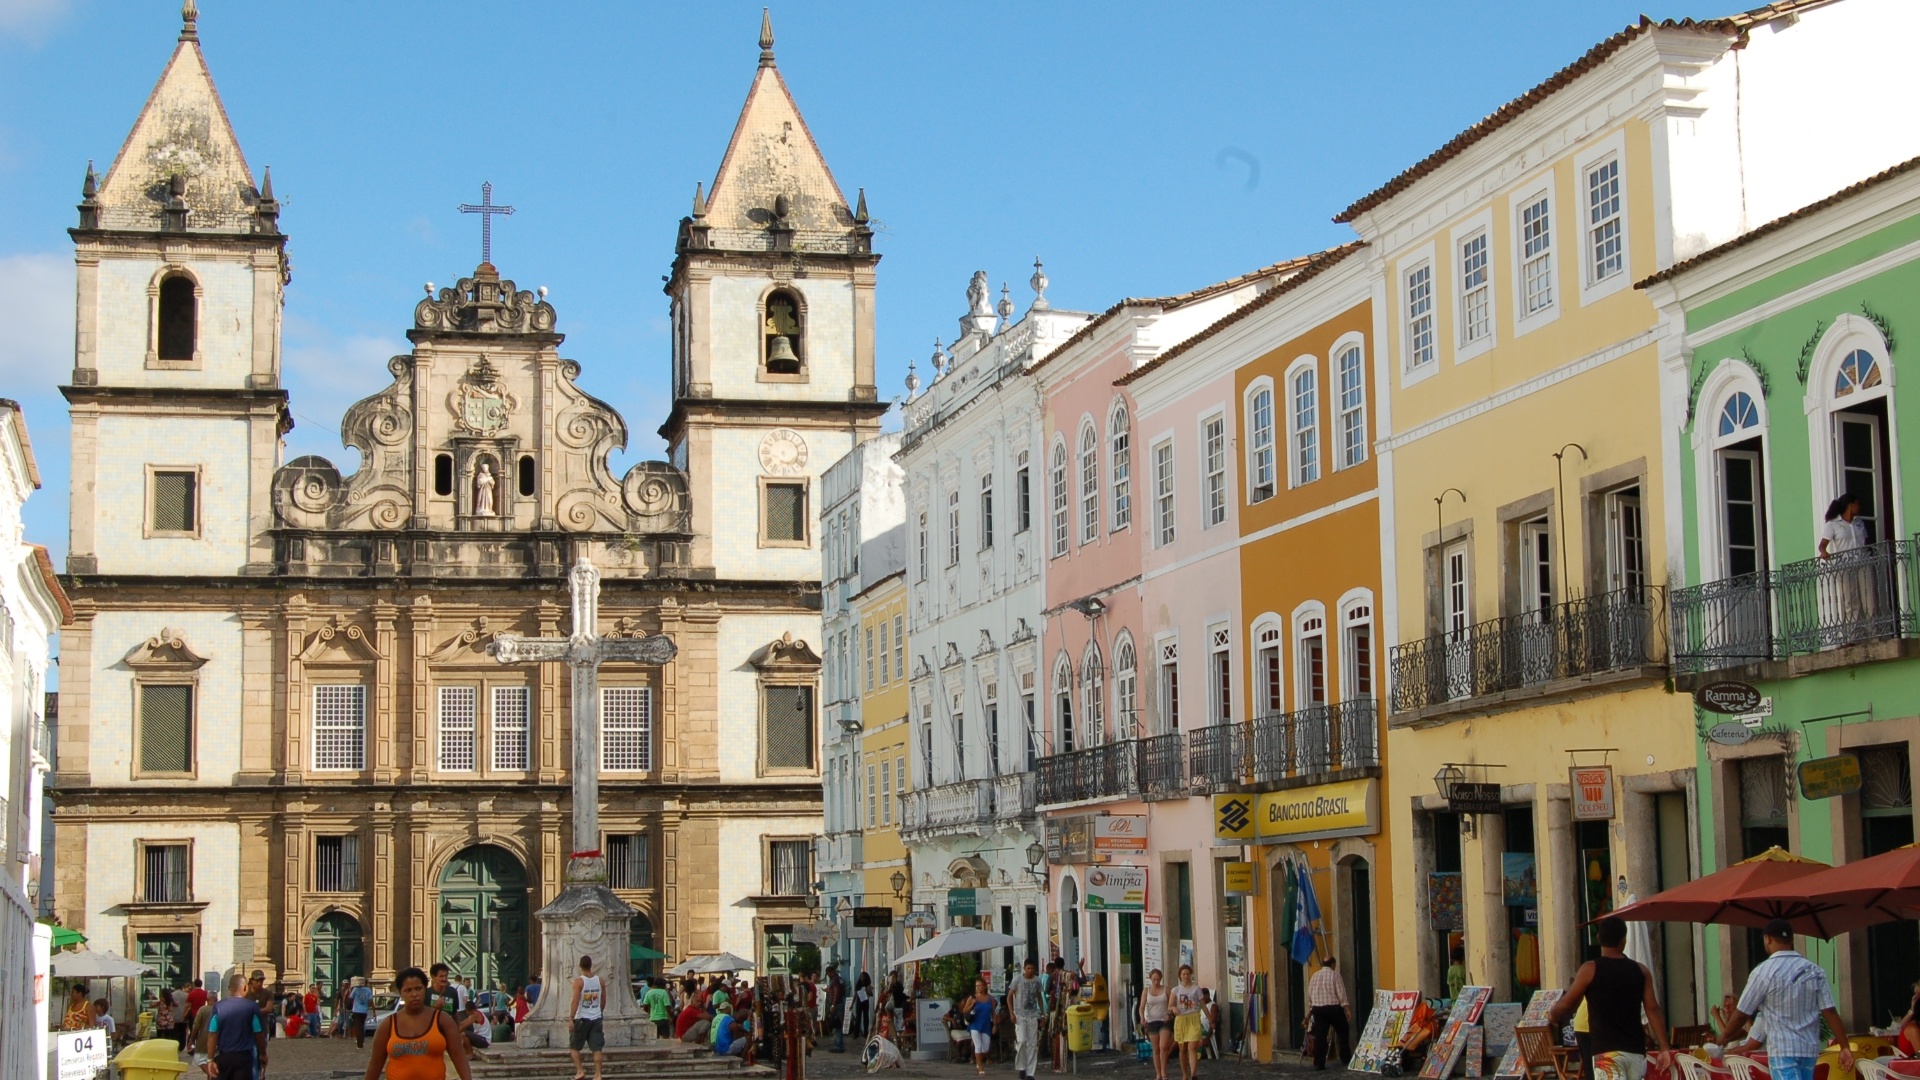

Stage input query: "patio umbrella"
[
  {"left": 890, "top": 928, "right": 1021, "bottom": 966},
  {"left": 1737, "top": 842, "right": 1920, "bottom": 938},
  {"left": 51, "top": 949, "right": 154, "bottom": 979},
  {"left": 1609, "top": 847, "right": 1831, "bottom": 932},
  {"left": 663, "top": 960, "right": 699, "bottom": 977},
  {"left": 686, "top": 952, "right": 757, "bottom": 974},
  {"left": 49, "top": 926, "right": 86, "bottom": 950}
]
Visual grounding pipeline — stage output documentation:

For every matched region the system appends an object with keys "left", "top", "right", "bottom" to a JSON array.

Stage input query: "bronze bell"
[{"left": 766, "top": 334, "right": 801, "bottom": 373}]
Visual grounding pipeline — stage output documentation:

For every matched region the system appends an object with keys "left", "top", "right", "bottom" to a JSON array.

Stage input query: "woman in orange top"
[{"left": 363, "top": 967, "right": 471, "bottom": 1080}]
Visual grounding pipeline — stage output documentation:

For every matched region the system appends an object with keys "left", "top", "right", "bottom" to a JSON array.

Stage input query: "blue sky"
[{"left": 0, "top": 0, "right": 1669, "bottom": 563}]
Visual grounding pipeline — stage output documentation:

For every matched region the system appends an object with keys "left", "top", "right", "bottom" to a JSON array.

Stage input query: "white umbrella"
[
  {"left": 687, "top": 952, "right": 757, "bottom": 974},
  {"left": 52, "top": 949, "right": 153, "bottom": 979},
  {"left": 891, "top": 928, "right": 1021, "bottom": 966},
  {"left": 664, "top": 960, "right": 699, "bottom": 977}
]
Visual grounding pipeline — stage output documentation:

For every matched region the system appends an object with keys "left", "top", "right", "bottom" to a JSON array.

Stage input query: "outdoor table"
[{"left": 1884, "top": 1059, "right": 1920, "bottom": 1080}]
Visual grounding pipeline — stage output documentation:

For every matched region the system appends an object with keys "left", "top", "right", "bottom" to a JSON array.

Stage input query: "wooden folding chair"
[
  {"left": 1517, "top": 1025, "right": 1573, "bottom": 1080},
  {"left": 1727, "top": 1054, "right": 1772, "bottom": 1080}
]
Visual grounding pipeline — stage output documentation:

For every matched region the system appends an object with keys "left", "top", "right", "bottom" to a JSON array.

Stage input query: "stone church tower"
[{"left": 54, "top": 4, "right": 874, "bottom": 997}]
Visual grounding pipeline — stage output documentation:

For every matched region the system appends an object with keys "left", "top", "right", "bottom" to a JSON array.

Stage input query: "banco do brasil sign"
[{"left": 1216, "top": 778, "right": 1379, "bottom": 844}]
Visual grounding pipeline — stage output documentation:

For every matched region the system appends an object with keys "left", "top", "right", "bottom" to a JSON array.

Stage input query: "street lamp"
[
  {"left": 890, "top": 870, "right": 909, "bottom": 901},
  {"left": 1026, "top": 841, "right": 1049, "bottom": 893}
]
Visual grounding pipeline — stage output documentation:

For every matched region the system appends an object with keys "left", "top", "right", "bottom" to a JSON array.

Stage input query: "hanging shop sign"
[
  {"left": 1798, "top": 753, "right": 1863, "bottom": 801},
  {"left": 1046, "top": 814, "right": 1102, "bottom": 864},
  {"left": 1213, "top": 794, "right": 1256, "bottom": 844},
  {"left": 1254, "top": 777, "right": 1379, "bottom": 843},
  {"left": 1695, "top": 681, "right": 1763, "bottom": 715},
  {"left": 902, "top": 910, "right": 937, "bottom": 930},
  {"left": 1084, "top": 865, "right": 1148, "bottom": 911},
  {"left": 1223, "top": 861, "right": 1257, "bottom": 895},
  {"left": 852, "top": 906, "right": 895, "bottom": 929},
  {"left": 1094, "top": 814, "right": 1149, "bottom": 854},
  {"left": 1569, "top": 765, "right": 1616, "bottom": 821},
  {"left": 946, "top": 888, "right": 980, "bottom": 917},
  {"left": 1446, "top": 781, "right": 1503, "bottom": 816},
  {"left": 1706, "top": 722, "right": 1756, "bottom": 746}
]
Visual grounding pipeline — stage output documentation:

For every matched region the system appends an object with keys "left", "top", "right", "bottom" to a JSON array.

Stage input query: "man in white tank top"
[{"left": 569, "top": 954, "right": 606, "bottom": 1080}]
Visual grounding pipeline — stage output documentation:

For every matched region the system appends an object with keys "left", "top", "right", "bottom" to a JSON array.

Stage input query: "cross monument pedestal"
[{"left": 488, "top": 556, "right": 677, "bottom": 1049}]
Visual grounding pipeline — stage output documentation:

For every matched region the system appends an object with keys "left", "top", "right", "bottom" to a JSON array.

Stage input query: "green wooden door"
[
  {"left": 437, "top": 845, "right": 528, "bottom": 993},
  {"left": 135, "top": 933, "right": 193, "bottom": 1006},
  {"left": 309, "top": 913, "right": 365, "bottom": 1001}
]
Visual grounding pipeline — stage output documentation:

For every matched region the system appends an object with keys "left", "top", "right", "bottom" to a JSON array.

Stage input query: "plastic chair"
[
  {"left": 1854, "top": 1057, "right": 1894, "bottom": 1080},
  {"left": 1673, "top": 1051, "right": 1721, "bottom": 1080},
  {"left": 1729, "top": 1054, "right": 1773, "bottom": 1080}
]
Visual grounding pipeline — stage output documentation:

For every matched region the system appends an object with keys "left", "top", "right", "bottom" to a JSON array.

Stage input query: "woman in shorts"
[
  {"left": 962, "top": 978, "right": 997, "bottom": 1076},
  {"left": 1139, "top": 968, "right": 1173, "bottom": 1080},
  {"left": 1171, "top": 965, "right": 1205, "bottom": 1080}
]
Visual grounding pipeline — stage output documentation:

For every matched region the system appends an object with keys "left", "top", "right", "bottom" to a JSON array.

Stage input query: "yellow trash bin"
[
  {"left": 115, "top": 1038, "right": 190, "bottom": 1080},
  {"left": 1066, "top": 1004, "right": 1096, "bottom": 1053}
]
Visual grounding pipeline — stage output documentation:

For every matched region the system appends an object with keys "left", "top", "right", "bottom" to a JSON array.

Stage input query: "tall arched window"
[
  {"left": 1289, "top": 362, "right": 1319, "bottom": 486},
  {"left": 1340, "top": 595, "right": 1375, "bottom": 702},
  {"left": 1080, "top": 644, "right": 1105, "bottom": 748},
  {"left": 157, "top": 275, "right": 197, "bottom": 362},
  {"left": 1336, "top": 342, "right": 1367, "bottom": 468},
  {"left": 762, "top": 288, "right": 804, "bottom": 375},
  {"left": 1716, "top": 390, "right": 1767, "bottom": 577},
  {"left": 1050, "top": 441, "right": 1069, "bottom": 558},
  {"left": 1252, "top": 620, "right": 1284, "bottom": 717},
  {"left": 1110, "top": 403, "right": 1132, "bottom": 531},
  {"left": 1808, "top": 316, "right": 1900, "bottom": 546},
  {"left": 1113, "top": 636, "right": 1137, "bottom": 740},
  {"left": 1247, "top": 380, "right": 1276, "bottom": 502},
  {"left": 1054, "top": 655, "right": 1076, "bottom": 754},
  {"left": 1079, "top": 423, "right": 1100, "bottom": 545}
]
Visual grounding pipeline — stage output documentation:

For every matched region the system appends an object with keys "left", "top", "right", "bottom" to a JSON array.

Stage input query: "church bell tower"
[{"left": 663, "top": 10, "right": 885, "bottom": 580}]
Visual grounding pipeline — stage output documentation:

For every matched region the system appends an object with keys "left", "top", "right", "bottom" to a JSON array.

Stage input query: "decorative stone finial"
[
  {"left": 905, "top": 357, "right": 921, "bottom": 400},
  {"left": 854, "top": 188, "right": 869, "bottom": 225},
  {"left": 259, "top": 166, "right": 274, "bottom": 201},
  {"left": 78, "top": 161, "right": 100, "bottom": 229},
  {"left": 998, "top": 283, "right": 1014, "bottom": 323},
  {"left": 81, "top": 161, "right": 97, "bottom": 199},
  {"left": 255, "top": 166, "right": 280, "bottom": 235},
  {"left": 1030, "top": 256, "right": 1051, "bottom": 311},
  {"left": 759, "top": 8, "right": 776, "bottom": 66},
  {"left": 180, "top": 0, "right": 198, "bottom": 41},
  {"left": 931, "top": 339, "right": 947, "bottom": 377},
  {"left": 692, "top": 181, "right": 707, "bottom": 219}
]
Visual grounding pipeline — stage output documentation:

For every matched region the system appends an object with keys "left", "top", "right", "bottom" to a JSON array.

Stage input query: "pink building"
[{"left": 1033, "top": 260, "right": 1308, "bottom": 1045}]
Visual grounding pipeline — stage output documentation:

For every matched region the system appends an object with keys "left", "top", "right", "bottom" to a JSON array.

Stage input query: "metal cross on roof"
[{"left": 457, "top": 181, "right": 515, "bottom": 266}]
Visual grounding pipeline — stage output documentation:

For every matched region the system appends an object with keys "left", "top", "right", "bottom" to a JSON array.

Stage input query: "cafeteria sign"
[
  {"left": 1798, "top": 753, "right": 1863, "bottom": 801},
  {"left": 852, "top": 906, "right": 895, "bottom": 929},
  {"left": 1084, "top": 865, "right": 1147, "bottom": 911},
  {"left": 1694, "top": 680, "right": 1763, "bottom": 715}
]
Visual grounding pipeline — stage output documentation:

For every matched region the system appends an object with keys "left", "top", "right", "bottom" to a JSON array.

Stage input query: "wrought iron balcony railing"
[
  {"left": 1187, "top": 722, "right": 1245, "bottom": 794},
  {"left": 1390, "top": 587, "right": 1660, "bottom": 714},
  {"left": 1139, "top": 733, "right": 1186, "bottom": 800},
  {"left": 1036, "top": 740, "right": 1142, "bottom": 806},
  {"left": 1249, "top": 698, "right": 1379, "bottom": 787},
  {"left": 1673, "top": 540, "right": 1919, "bottom": 673}
]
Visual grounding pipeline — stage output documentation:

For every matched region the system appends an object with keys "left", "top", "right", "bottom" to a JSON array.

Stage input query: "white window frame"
[
  {"left": 1109, "top": 401, "right": 1132, "bottom": 532},
  {"left": 1050, "top": 439, "right": 1070, "bottom": 558},
  {"left": 437, "top": 685, "right": 478, "bottom": 773},
  {"left": 492, "top": 685, "right": 531, "bottom": 772},
  {"left": 947, "top": 488, "right": 961, "bottom": 566},
  {"left": 1332, "top": 332, "right": 1368, "bottom": 470},
  {"left": 979, "top": 472, "right": 995, "bottom": 550},
  {"left": 1206, "top": 624, "right": 1233, "bottom": 726},
  {"left": 1078, "top": 421, "right": 1100, "bottom": 546},
  {"left": 1452, "top": 209, "right": 1496, "bottom": 363},
  {"left": 1510, "top": 172, "right": 1560, "bottom": 335},
  {"left": 1250, "top": 616, "right": 1284, "bottom": 717},
  {"left": 1152, "top": 438, "right": 1176, "bottom": 547},
  {"left": 1155, "top": 635, "right": 1180, "bottom": 735},
  {"left": 1245, "top": 377, "right": 1277, "bottom": 503},
  {"left": 310, "top": 684, "right": 367, "bottom": 772},
  {"left": 1291, "top": 601, "right": 1329, "bottom": 710},
  {"left": 1201, "top": 411, "right": 1228, "bottom": 528},
  {"left": 1284, "top": 357, "right": 1319, "bottom": 488},
  {"left": 1113, "top": 633, "right": 1138, "bottom": 740},
  {"left": 1338, "top": 589, "right": 1376, "bottom": 703},
  {"left": 1080, "top": 644, "right": 1105, "bottom": 748},
  {"left": 1402, "top": 252, "right": 1437, "bottom": 378},
  {"left": 603, "top": 685, "right": 655, "bottom": 772},
  {"left": 1690, "top": 359, "right": 1776, "bottom": 582},
  {"left": 1053, "top": 655, "right": 1076, "bottom": 754},
  {"left": 1575, "top": 131, "right": 1631, "bottom": 305}
]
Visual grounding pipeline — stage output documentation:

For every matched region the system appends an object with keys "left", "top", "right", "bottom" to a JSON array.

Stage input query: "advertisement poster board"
[
  {"left": 1142, "top": 915, "right": 1163, "bottom": 976},
  {"left": 57, "top": 1029, "right": 108, "bottom": 1080},
  {"left": 1225, "top": 927, "right": 1246, "bottom": 1002},
  {"left": 1351, "top": 991, "right": 1421, "bottom": 1073},
  {"left": 1094, "top": 814, "right": 1148, "bottom": 854},
  {"left": 1084, "top": 865, "right": 1147, "bottom": 910},
  {"left": 1570, "top": 766, "right": 1616, "bottom": 821}
]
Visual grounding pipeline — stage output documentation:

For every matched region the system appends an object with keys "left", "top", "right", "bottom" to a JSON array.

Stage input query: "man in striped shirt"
[
  {"left": 1304, "top": 956, "right": 1352, "bottom": 1070},
  {"left": 1716, "top": 919, "right": 1854, "bottom": 1080}
]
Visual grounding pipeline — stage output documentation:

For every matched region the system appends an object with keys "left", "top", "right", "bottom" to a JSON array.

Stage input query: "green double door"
[
  {"left": 309, "top": 913, "right": 365, "bottom": 1001},
  {"left": 438, "top": 845, "right": 529, "bottom": 993},
  {"left": 135, "top": 934, "right": 193, "bottom": 1006}
]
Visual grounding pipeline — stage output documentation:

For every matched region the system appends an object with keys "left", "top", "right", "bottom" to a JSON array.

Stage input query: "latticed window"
[
  {"left": 881, "top": 759, "right": 894, "bottom": 823},
  {"left": 314, "top": 834, "right": 360, "bottom": 893},
  {"left": 311, "top": 685, "right": 366, "bottom": 771},
  {"left": 764, "top": 482, "right": 807, "bottom": 543},
  {"left": 1110, "top": 406, "right": 1131, "bottom": 530},
  {"left": 1249, "top": 387, "right": 1276, "bottom": 502},
  {"left": 768, "top": 839, "right": 811, "bottom": 896},
  {"left": 1203, "top": 415, "right": 1228, "bottom": 526},
  {"left": 1338, "top": 346, "right": 1367, "bottom": 468},
  {"left": 1079, "top": 425, "right": 1100, "bottom": 545},
  {"left": 607, "top": 833, "right": 650, "bottom": 889},
  {"left": 1739, "top": 756, "right": 1789, "bottom": 831},
  {"left": 1587, "top": 158, "right": 1623, "bottom": 283},
  {"left": 893, "top": 615, "right": 905, "bottom": 681},
  {"left": 762, "top": 684, "right": 814, "bottom": 770},
  {"left": 438, "top": 686, "right": 477, "bottom": 772},
  {"left": 1154, "top": 441, "right": 1176, "bottom": 547},
  {"left": 492, "top": 686, "right": 530, "bottom": 771},
  {"left": 138, "top": 684, "right": 194, "bottom": 774},
  {"left": 1860, "top": 746, "right": 1913, "bottom": 812},
  {"left": 1459, "top": 232, "right": 1490, "bottom": 345},
  {"left": 1050, "top": 443, "right": 1069, "bottom": 557},
  {"left": 143, "top": 843, "right": 190, "bottom": 902},
  {"left": 1405, "top": 265, "right": 1435, "bottom": 368},
  {"left": 602, "top": 686, "right": 653, "bottom": 771},
  {"left": 1256, "top": 625, "right": 1283, "bottom": 714},
  {"left": 150, "top": 471, "right": 198, "bottom": 533},
  {"left": 1521, "top": 196, "right": 1554, "bottom": 314},
  {"left": 1115, "top": 639, "right": 1138, "bottom": 740},
  {"left": 1081, "top": 649, "right": 1104, "bottom": 748}
]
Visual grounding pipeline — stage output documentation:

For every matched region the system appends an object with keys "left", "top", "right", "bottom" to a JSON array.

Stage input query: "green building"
[{"left": 1645, "top": 156, "right": 1920, "bottom": 1028}]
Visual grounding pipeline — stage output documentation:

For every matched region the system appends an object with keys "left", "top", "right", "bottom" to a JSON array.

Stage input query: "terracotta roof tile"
[
  {"left": 1636, "top": 154, "right": 1920, "bottom": 288},
  {"left": 1115, "top": 243, "right": 1366, "bottom": 387},
  {"left": 1333, "top": 2, "right": 1835, "bottom": 225}
]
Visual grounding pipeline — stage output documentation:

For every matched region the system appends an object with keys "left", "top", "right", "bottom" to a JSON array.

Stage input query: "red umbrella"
[
  {"left": 1610, "top": 847, "right": 1831, "bottom": 932},
  {"left": 1737, "top": 843, "right": 1920, "bottom": 938}
]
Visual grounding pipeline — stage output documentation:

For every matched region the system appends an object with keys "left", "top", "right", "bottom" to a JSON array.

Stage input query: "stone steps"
[{"left": 469, "top": 1043, "right": 777, "bottom": 1079}]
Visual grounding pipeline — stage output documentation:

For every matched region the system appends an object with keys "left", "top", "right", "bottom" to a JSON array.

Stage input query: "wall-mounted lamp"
[
  {"left": 1026, "top": 841, "right": 1050, "bottom": 893},
  {"left": 1066, "top": 597, "right": 1107, "bottom": 619},
  {"left": 890, "top": 870, "right": 909, "bottom": 901}
]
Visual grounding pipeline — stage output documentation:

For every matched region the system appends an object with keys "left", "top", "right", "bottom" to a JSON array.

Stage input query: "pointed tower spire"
[
  {"left": 692, "top": 181, "right": 707, "bottom": 218},
  {"left": 78, "top": 161, "right": 100, "bottom": 229},
  {"left": 180, "top": 0, "right": 198, "bottom": 42},
  {"left": 759, "top": 8, "right": 776, "bottom": 67},
  {"left": 255, "top": 166, "right": 280, "bottom": 235},
  {"left": 853, "top": 188, "right": 868, "bottom": 225},
  {"left": 259, "top": 165, "right": 274, "bottom": 201}
]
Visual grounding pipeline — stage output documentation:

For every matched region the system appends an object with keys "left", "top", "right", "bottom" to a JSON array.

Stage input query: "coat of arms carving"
[{"left": 451, "top": 355, "right": 520, "bottom": 435}]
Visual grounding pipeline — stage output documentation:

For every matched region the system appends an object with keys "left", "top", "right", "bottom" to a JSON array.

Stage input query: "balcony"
[
  {"left": 987, "top": 773, "right": 1038, "bottom": 826},
  {"left": 1036, "top": 741, "right": 1142, "bottom": 807},
  {"left": 1251, "top": 699, "right": 1379, "bottom": 786},
  {"left": 1389, "top": 587, "right": 1662, "bottom": 723},
  {"left": 1187, "top": 723, "right": 1245, "bottom": 794},
  {"left": 817, "top": 832, "right": 863, "bottom": 875},
  {"left": 1673, "top": 540, "right": 1920, "bottom": 679},
  {"left": 1139, "top": 734, "right": 1186, "bottom": 800},
  {"left": 32, "top": 717, "right": 51, "bottom": 769},
  {"left": 901, "top": 774, "right": 1037, "bottom": 842}
]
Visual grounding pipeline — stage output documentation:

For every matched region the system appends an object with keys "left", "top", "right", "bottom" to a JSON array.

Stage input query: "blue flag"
[{"left": 1292, "top": 863, "right": 1320, "bottom": 963}]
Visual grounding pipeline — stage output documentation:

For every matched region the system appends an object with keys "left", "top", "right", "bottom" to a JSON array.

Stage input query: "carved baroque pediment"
[
  {"left": 297, "top": 617, "right": 379, "bottom": 663},
  {"left": 123, "top": 628, "right": 210, "bottom": 671},
  {"left": 414, "top": 266, "right": 557, "bottom": 335},
  {"left": 749, "top": 632, "right": 820, "bottom": 672},
  {"left": 428, "top": 618, "right": 499, "bottom": 663}
]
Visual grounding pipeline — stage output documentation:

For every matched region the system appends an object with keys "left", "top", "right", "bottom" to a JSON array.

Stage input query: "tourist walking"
[
  {"left": 961, "top": 977, "right": 996, "bottom": 1076},
  {"left": 1139, "top": 968, "right": 1172, "bottom": 1080},
  {"left": 1008, "top": 957, "right": 1046, "bottom": 1080},
  {"left": 1305, "top": 956, "right": 1352, "bottom": 1070},
  {"left": 826, "top": 968, "right": 847, "bottom": 1052},
  {"left": 347, "top": 977, "right": 374, "bottom": 1049},
  {"left": 1717, "top": 919, "right": 1854, "bottom": 1080},
  {"left": 853, "top": 971, "right": 873, "bottom": 1039},
  {"left": 643, "top": 977, "right": 673, "bottom": 1040},
  {"left": 202, "top": 973, "right": 267, "bottom": 1080},
  {"left": 1549, "top": 917, "right": 1673, "bottom": 1080},
  {"left": 363, "top": 968, "right": 472, "bottom": 1080},
  {"left": 304, "top": 983, "right": 323, "bottom": 1038},
  {"left": 569, "top": 955, "right": 606, "bottom": 1080},
  {"left": 1172, "top": 965, "right": 1205, "bottom": 1080}
]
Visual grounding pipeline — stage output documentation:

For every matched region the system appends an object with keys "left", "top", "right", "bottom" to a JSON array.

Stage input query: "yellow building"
[
  {"left": 1335, "top": 5, "right": 1916, "bottom": 1012},
  {"left": 856, "top": 569, "right": 913, "bottom": 972}
]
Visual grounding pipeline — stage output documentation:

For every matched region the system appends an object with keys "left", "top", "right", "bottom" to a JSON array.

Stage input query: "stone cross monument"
[{"left": 488, "top": 555, "right": 677, "bottom": 1048}]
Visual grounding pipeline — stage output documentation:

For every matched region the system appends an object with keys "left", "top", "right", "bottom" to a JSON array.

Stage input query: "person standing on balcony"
[{"left": 1819, "top": 494, "right": 1874, "bottom": 632}]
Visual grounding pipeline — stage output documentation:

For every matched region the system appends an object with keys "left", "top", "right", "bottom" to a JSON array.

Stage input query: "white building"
[
  {"left": 897, "top": 269, "right": 1090, "bottom": 963},
  {"left": 0, "top": 401, "right": 67, "bottom": 1080}
]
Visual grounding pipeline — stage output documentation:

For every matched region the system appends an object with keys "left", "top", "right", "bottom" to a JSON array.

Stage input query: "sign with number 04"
[{"left": 58, "top": 1028, "right": 108, "bottom": 1080}]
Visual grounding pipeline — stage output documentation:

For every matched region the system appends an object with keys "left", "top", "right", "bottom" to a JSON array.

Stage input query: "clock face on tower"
[{"left": 759, "top": 428, "right": 809, "bottom": 475}]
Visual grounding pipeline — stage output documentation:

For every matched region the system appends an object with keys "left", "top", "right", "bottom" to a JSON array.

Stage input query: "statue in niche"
[{"left": 474, "top": 459, "right": 497, "bottom": 516}]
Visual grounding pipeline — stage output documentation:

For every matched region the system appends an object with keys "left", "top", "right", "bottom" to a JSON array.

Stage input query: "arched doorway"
[
  {"left": 438, "top": 844, "right": 530, "bottom": 993},
  {"left": 630, "top": 913, "right": 656, "bottom": 980},
  {"left": 309, "top": 913, "right": 365, "bottom": 998},
  {"left": 1338, "top": 856, "right": 1376, "bottom": 1032}
]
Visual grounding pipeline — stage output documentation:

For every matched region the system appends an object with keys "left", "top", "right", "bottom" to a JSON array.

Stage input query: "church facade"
[{"left": 53, "top": 4, "right": 877, "bottom": 996}]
